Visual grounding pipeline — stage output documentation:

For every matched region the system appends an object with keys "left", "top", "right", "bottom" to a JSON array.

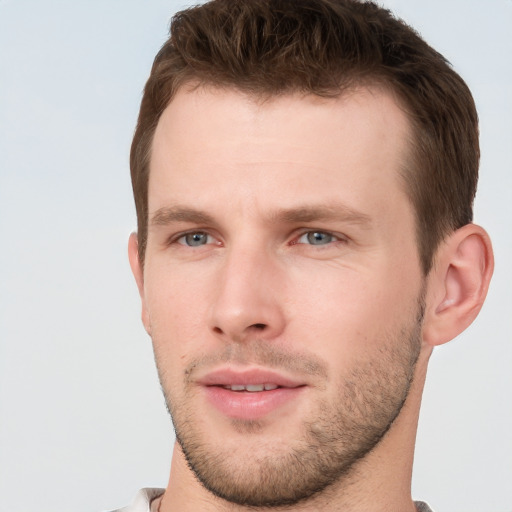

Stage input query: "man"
[{"left": 119, "top": 0, "right": 493, "bottom": 510}]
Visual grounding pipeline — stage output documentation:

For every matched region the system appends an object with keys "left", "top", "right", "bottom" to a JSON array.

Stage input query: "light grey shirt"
[{"left": 110, "top": 488, "right": 434, "bottom": 512}]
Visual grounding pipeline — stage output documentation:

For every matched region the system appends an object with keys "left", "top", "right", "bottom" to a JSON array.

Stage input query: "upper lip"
[{"left": 196, "top": 367, "right": 305, "bottom": 388}]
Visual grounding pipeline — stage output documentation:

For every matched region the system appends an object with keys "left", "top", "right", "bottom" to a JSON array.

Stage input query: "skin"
[{"left": 129, "top": 86, "right": 493, "bottom": 511}]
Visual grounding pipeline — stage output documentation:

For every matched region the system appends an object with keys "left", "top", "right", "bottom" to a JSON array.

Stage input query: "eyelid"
[{"left": 165, "top": 228, "right": 348, "bottom": 248}]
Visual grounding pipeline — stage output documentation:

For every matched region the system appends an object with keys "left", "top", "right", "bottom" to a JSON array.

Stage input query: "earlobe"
[
  {"left": 423, "top": 224, "right": 493, "bottom": 346},
  {"left": 128, "top": 232, "right": 152, "bottom": 335}
]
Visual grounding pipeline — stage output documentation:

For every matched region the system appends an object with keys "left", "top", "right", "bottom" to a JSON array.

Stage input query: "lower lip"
[{"left": 203, "top": 386, "right": 304, "bottom": 420}]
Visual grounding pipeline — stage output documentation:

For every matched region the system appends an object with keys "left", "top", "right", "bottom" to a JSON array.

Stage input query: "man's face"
[{"left": 135, "top": 87, "right": 426, "bottom": 506}]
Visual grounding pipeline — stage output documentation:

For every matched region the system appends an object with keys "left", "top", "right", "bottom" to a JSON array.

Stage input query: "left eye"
[
  {"left": 297, "top": 231, "right": 337, "bottom": 246},
  {"left": 177, "top": 232, "right": 212, "bottom": 247}
]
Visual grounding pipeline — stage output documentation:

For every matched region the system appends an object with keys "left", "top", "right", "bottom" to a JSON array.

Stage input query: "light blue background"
[{"left": 1, "top": 1, "right": 511, "bottom": 511}]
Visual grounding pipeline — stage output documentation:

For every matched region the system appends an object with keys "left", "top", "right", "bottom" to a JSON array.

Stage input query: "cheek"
[
  {"left": 143, "top": 245, "right": 422, "bottom": 370},
  {"left": 144, "top": 263, "right": 214, "bottom": 355},
  {"left": 285, "top": 262, "right": 421, "bottom": 360}
]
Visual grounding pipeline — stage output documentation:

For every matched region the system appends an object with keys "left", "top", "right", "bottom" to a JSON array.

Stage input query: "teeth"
[
  {"left": 245, "top": 384, "right": 265, "bottom": 392},
  {"left": 229, "top": 385, "right": 246, "bottom": 391},
  {"left": 222, "top": 384, "right": 279, "bottom": 392}
]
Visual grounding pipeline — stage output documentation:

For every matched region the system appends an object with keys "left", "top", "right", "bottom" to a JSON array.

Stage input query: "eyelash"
[
  {"left": 171, "top": 229, "right": 347, "bottom": 248},
  {"left": 293, "top": 230, "right": 346, "bottom": 247}
]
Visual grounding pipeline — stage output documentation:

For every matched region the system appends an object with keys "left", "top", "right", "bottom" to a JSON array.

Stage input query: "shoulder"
[
  {"left": 106, "top": 488, "right": 165, "bottom": 512},
  {"left": 415, "top": 501, "right": 434, "bottom": 512}
]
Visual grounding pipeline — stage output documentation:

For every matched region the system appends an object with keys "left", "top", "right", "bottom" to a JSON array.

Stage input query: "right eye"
[{"left": 176, "top": 232, "right": 213, "bottom": 247}]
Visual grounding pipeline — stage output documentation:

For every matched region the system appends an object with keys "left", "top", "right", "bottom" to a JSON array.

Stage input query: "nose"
[{"left": 209, "top": 244, "right": 286, "bottom": 343}]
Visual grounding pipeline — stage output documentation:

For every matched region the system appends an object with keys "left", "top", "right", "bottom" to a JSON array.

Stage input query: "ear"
[
  {"left": 423, "top": 224, "right": 493, "bottom": 346},
  {"left": 128, "top": 232, "right": 151, "bottom": 335}
]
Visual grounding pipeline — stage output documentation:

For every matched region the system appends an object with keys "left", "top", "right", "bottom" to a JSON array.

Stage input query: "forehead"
[{"left": 149, "top": 86, "right": 413, "bottom": 227}]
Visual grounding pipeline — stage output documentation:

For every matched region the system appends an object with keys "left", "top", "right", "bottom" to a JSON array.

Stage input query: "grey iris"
[
  {"left": 307, "top": 232, "right": 333, "bottom": 245},
  {"left": 185, "top": 232, "right": 208, "bottom": 246}
]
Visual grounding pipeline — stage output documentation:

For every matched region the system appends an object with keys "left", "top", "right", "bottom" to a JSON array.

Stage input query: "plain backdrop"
[{"left": 0, "top": 1, "right": 511, "bottom": 511}]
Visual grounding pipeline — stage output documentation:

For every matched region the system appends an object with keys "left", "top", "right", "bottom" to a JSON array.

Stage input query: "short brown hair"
[{"left": 130, "top": 0, "right": 479, "bottom": 274}]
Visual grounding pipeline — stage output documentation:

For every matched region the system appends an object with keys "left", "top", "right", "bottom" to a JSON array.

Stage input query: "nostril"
[{"left": 252, "top": 323, "right": 266, "bottom": 330}]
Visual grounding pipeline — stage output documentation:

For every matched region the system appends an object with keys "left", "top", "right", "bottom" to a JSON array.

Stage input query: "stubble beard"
[{"left": 156, "top": 300, "right": 424, "bottom": 509}]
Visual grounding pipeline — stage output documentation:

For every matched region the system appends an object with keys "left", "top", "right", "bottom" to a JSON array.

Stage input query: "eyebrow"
[
  {"left": 271, "top": 204, "right": 372, "bottom": 227},
  {"left": 150, "top": 206, "right": 215, "bottom": 227},
  {"left": 150, "top": 203, "right": 372, "bottom": 229}
]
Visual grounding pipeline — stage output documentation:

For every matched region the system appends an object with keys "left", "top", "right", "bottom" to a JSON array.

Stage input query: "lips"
[
  {"left": 198, "top": 367, "right": 304, "bottom": 387},
  {"left": 197, "top": 367, "right": 306, "bottom": 421}
]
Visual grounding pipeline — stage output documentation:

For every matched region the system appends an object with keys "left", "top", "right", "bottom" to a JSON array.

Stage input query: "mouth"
[
  {"left": 198, "top": 367, "right": 305, "bottom": 388},
  {"left": 197, "top": 368, "right": 306, "bottom": 421}
]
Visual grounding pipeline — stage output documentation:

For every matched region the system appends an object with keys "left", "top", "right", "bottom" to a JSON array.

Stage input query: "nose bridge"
[{"left": 210, "top": 238, "right": 285, "bottom": 342}]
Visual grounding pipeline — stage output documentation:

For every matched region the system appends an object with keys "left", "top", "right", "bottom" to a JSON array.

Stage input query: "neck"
[{"left": 159, "top": 350, "right": 431, "bottom": 512}]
